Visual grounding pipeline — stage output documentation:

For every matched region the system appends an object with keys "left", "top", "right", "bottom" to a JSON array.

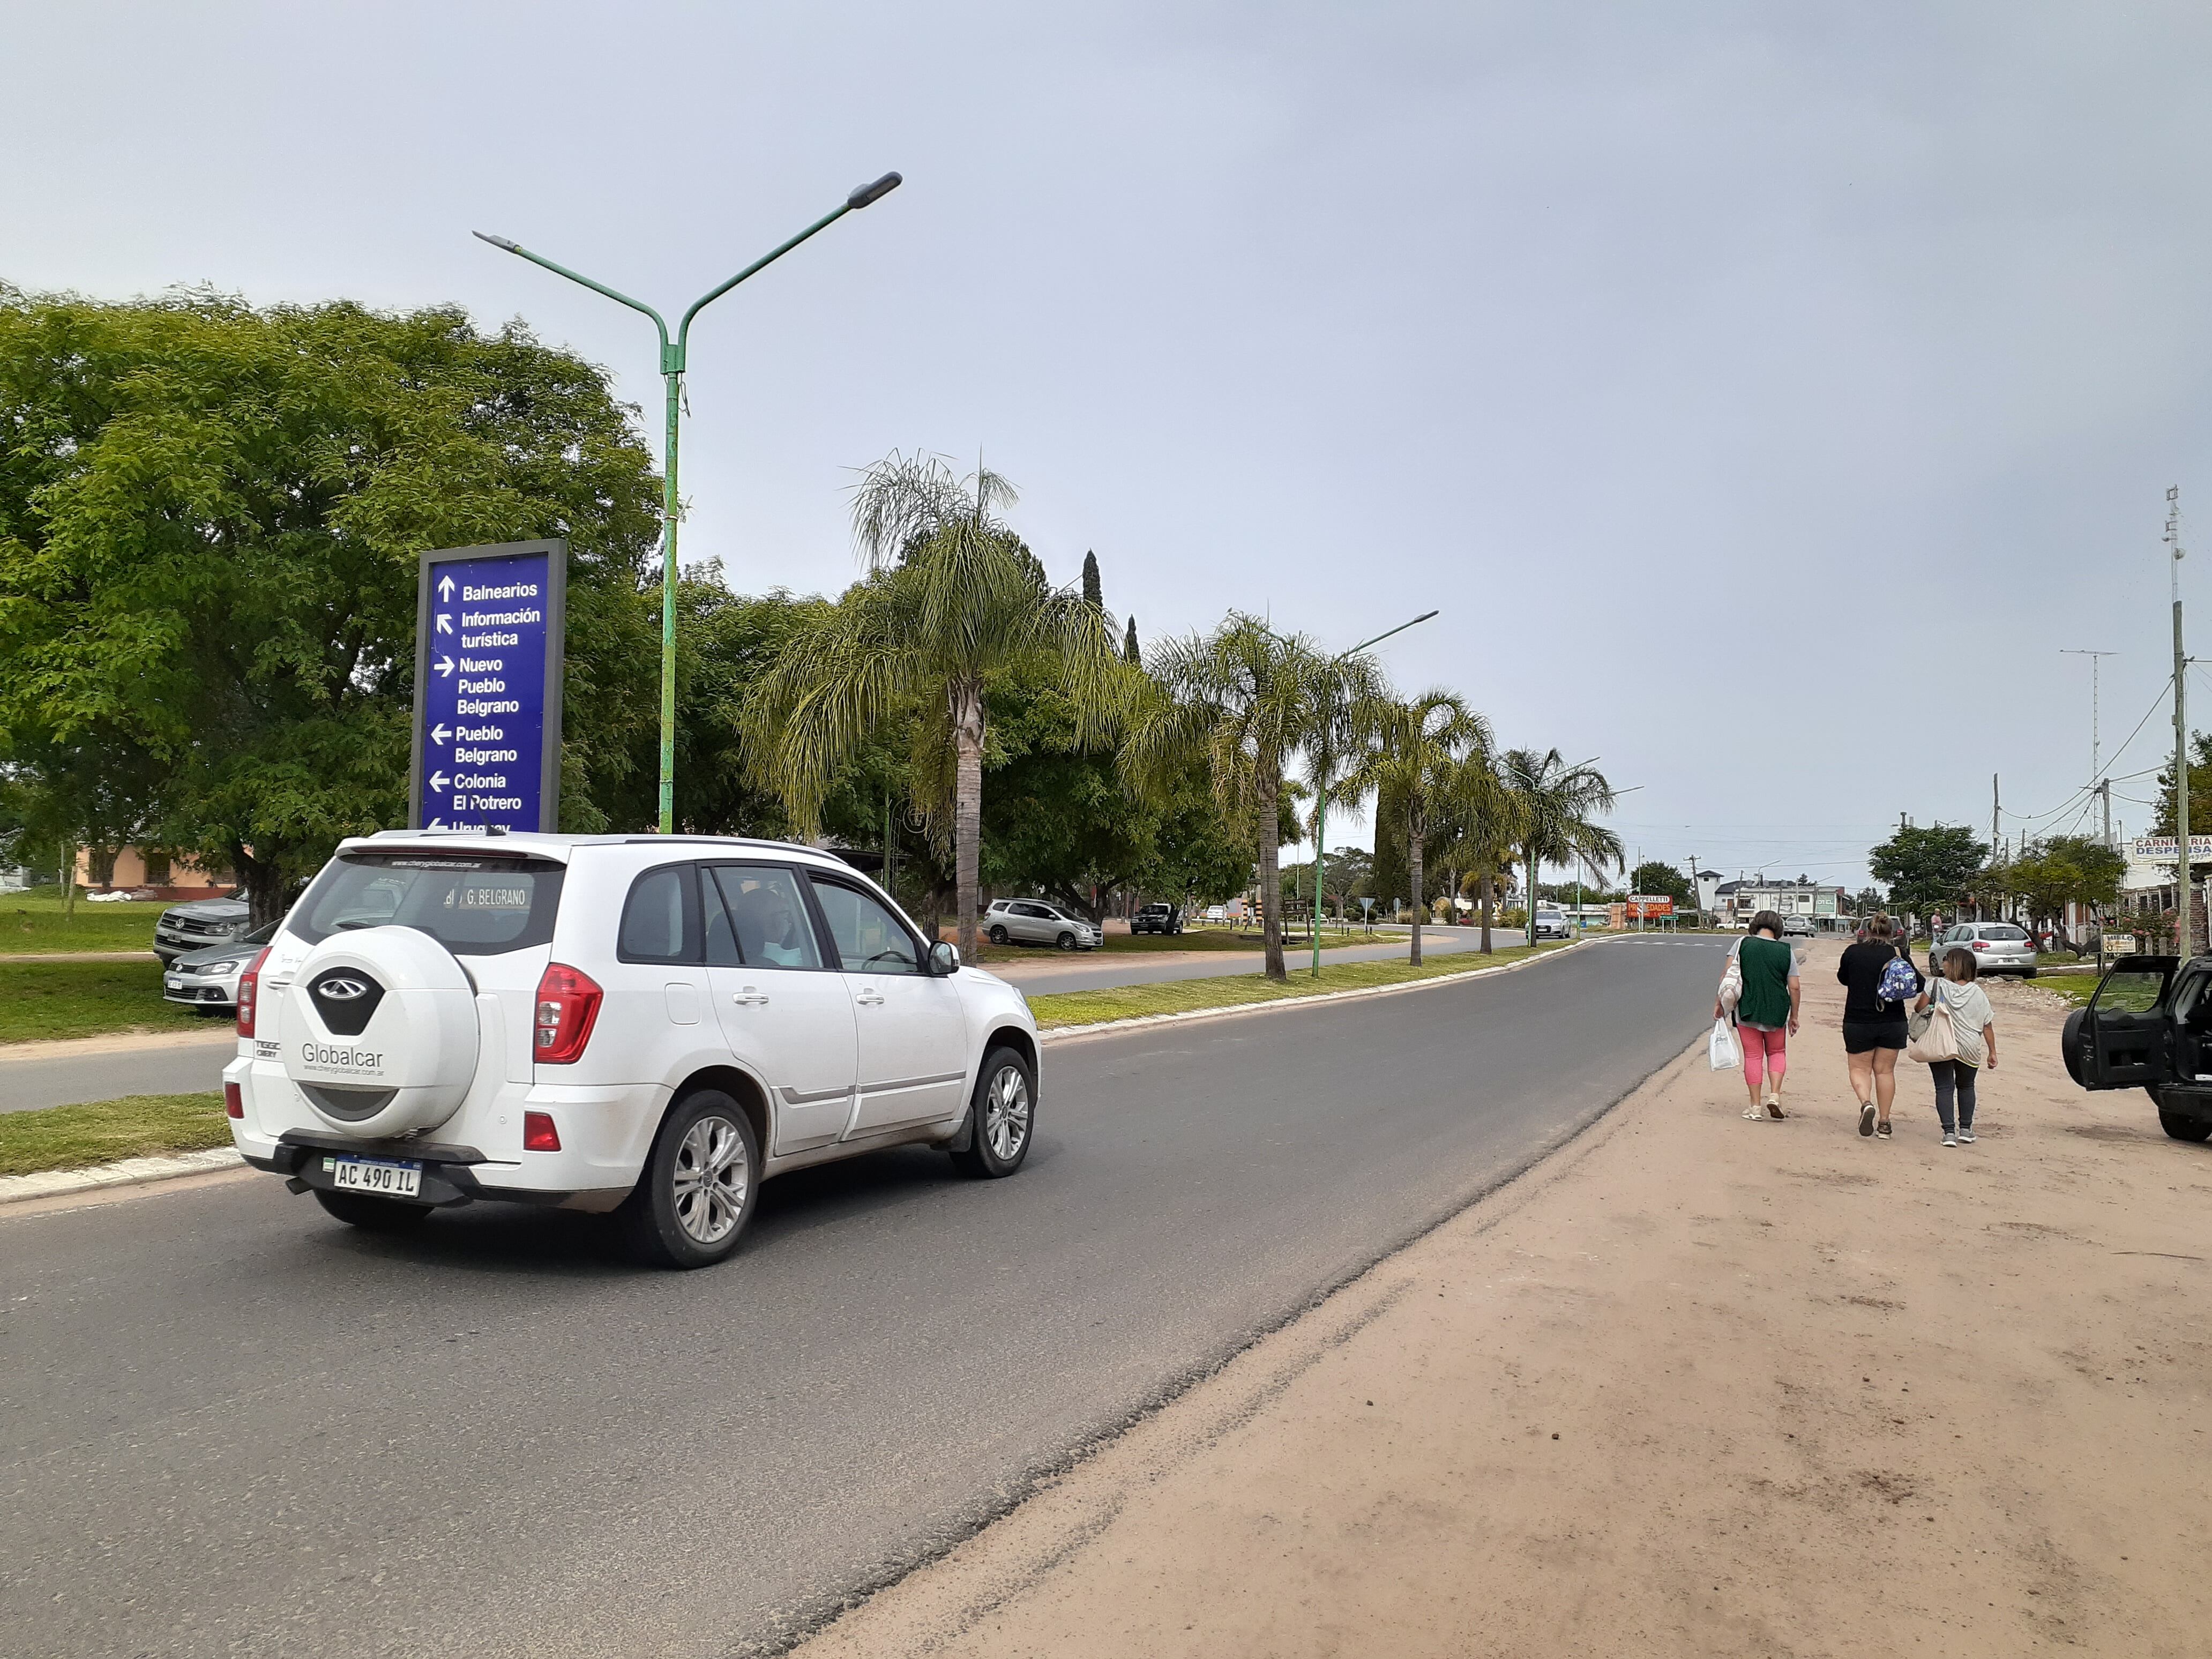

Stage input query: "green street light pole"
[
  {"left": 1311, "top": 609, "right": 1439, "bottom": 976},
  {"left": 475, "top": 171, "right": 903, "bottom": 833}
]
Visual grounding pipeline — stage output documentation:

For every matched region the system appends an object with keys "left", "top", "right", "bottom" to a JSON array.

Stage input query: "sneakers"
[
  {"left": 1859, "top": 1101, "right": 1877, "bottom": 1138},
  {"left": 1942, "top": 1129, "right": 1957, "bottom": 1147},
  {"left": 1958, "top": 1126, "right": 1977, "bottom": 1144},
  {"left": 1875, "top": 1121, "right": 1893, "bottom": 1138}
]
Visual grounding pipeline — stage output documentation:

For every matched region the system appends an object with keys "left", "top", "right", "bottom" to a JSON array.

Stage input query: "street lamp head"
[
  {"left": 473, "top": 231, "right": 522, "bottom": 253},
  {"left": 1410, "top": 609, "right": 1440, "bottom": 626},
  {"left": 846, "top": 172, "right": 903, "bottom": 210}
]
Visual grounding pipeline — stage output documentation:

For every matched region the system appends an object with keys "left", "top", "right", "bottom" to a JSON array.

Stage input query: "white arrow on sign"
[
  {"left": 435, "top": 654, "right": 455, "bottom": 677},
  {"left": 429, "top": 772, "right": 450, "bottom": 792},
  {"left": 437, "top": 574, "right": 455, "bottom": 602},
  {"left": 427, "top": 818, "right": 446, "bottom": 829},
  {"left": 430, "top": 723, "right": 451, "bottom": 744},
  {"left": 435, "top": 613, "right": 453, "bottom": 636}
]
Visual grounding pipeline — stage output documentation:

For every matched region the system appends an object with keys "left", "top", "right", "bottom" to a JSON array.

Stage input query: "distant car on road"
[
  {"left": 1130, "top": 902, "right": 1184, "bottom": 936},
  {"left": 153, "top": 895, "right": 251, "bottom": 965},
  {"left": 984, "top": 898, "right": 1103, "bottom": 951},
  {"left": 1531, "top": 906, "right": 1571, "bottom": 941},
  {"left": 162, "top": 919, "right": 280, "bottom": 1013},
  {"left": 1203, "top": 905, "right": 1230, "bottom": 923},
  {"left": 1782, "top": 915, "right": 1815, "bottom": 937},
  {"left": 1929, "top": 921, "right": 2037, "bottom": 978}
]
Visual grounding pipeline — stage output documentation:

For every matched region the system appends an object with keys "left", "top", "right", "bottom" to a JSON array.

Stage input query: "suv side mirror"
[{"left": 929, "top": 940, "right": 960, "bottom": 976}]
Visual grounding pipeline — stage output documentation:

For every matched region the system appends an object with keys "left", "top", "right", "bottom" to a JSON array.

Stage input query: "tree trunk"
[
  {"left": 1478, "top": 870, "right": 1493, "bottom": 954},
  {"left": 950, "top": 678, "right": 985, "bottom": 961},
  {"left": 1520, "top": 842, "right": 1537, "bottom": 947},
  {"left": 1408, "top": 795, "right": 1425, "bottom": 968},
  {"left": 1257, "top": 769, "right": 1286, "bottom": 981},
  {"left": 236, "top": 843, "right": 286, "bottom": 929}
]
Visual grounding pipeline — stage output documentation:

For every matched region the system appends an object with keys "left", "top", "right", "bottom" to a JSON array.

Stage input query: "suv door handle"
[
  {"left": 730, "top": 988, "right": 769, "bottom": 1006},
  {"left": 854, "top": 988, "right": 885, "bottom": 1006}
]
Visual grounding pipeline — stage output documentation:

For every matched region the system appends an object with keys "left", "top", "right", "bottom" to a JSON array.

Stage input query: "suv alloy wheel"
[
  {"left": 620, "top": 1089, "right": 762, "bottom": 1268},
  {"left": 951, "top": 1046, "right": 1035, "bottom": 1178},
  {"left": 989, "top": 924, "right": 1010, "bottom": 945},
  {"left": 1055, "top": 931, "right": 1078, "bottom": 951}
]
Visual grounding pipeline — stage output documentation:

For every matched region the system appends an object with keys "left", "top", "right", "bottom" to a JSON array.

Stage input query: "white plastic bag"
[{"left": 1708, "top": 1017, "right": 1742, "bottom": 1072}]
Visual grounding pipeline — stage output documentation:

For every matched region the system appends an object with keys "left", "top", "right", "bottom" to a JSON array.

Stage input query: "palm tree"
[
  {"left": 1124, "top": 614, "right": 1352, "bottom": 981},
  {"left": 1499, "top": 747, "right": 1624, "bottom": 945},
  {"left": 1436, "top": 750, "right": 1525, "bottom": 955},
  {"left": 745, "top": 451, "right": 1123, "bottom": 959},
  {"left": 1337, "top": 690, "right": 1490, "bottom": 966}
]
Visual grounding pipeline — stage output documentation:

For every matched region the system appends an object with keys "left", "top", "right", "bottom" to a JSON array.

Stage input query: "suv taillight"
[
  {"left": 235, "top": 946, "right": 271, "bottom": 1037},
  {"left": 534, "top": 963, "right": 602, "bottom": 1064}
]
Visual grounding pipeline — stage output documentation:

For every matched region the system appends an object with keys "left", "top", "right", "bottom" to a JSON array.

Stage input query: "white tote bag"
[{"left": 1708, "top": 1017, "right": 1742, "bottom": 1072}]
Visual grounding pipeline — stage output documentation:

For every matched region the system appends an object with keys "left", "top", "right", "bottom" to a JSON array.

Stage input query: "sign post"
[{"left": 408, "top": 540, "right": 566, "bottom": 833}]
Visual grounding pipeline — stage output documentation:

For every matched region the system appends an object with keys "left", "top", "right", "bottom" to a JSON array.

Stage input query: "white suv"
[{"left": 222, "top": 831, "right": 1040, "bottom": 1268}]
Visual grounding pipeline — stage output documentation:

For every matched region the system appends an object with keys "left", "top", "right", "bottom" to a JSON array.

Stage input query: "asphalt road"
[
  {"left": 5, "top": 936, "right": 1725, "bottom": 1658},
  {"left": 1, "top": 930, "right": 1520, "bottom": 1112}
]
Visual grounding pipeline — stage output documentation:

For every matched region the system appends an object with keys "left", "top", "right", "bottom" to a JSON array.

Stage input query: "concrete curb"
[
  {"left": 1, "top": 935, "right": 1653, "bottom": 1208},
  {"left": 1036, "top": 936, "right": 1603, "bottom": 1044},
  {"left": 0, "top": 1146, "right": 243, "bottom": 1208}
]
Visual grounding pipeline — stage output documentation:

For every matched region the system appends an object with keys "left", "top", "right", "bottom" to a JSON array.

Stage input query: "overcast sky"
[{"left": 8, "top": 2, "right": 2211, "bottom": 888}]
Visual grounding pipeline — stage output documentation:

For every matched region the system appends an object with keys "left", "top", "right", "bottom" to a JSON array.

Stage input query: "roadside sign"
[
  {"left": 408, "top": 540, "right": 566, "bottom": 832},
  {"left": 1626, "top": 896, "right": 1675, "bottom": 919}
]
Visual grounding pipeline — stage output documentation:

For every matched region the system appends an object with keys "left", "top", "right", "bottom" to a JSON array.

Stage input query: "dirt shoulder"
[{"left": 795, "top": 945, "right": 2212, "bottom": 1658}]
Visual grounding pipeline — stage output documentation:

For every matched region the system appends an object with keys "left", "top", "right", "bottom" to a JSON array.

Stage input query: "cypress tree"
[
  {"left": 1081, "top": 549, "right": 1102, "bottom": 610},
  {"left": 1123, "top": 615, "right": 1141, "bottom": 664}
]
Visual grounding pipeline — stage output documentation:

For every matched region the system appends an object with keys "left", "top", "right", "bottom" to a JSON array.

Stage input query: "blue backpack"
[{"left": 1877, "top": 951, "right": 1919, "bottom": 1004}]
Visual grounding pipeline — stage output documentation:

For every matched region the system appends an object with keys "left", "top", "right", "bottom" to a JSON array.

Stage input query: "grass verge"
[
  {"left": 1, "top": 959, "right": 217, "bottom": 1044},
  {"left": 0, "top": 1093, "right": 229, "bottom": 1178},
  {"left": 1026, "top": 941, "right": 1565, "bottom": 1030},
  {"left": 0, "top": 888, "right": 166, "bottom": 955},
  {"left": 967, "top": 926, "right": 1336, "bottom": 965}
]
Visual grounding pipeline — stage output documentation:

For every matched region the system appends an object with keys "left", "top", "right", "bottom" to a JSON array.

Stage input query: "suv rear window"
[{"left": 288, "top": 853, "right": 564, "bottom": 955}]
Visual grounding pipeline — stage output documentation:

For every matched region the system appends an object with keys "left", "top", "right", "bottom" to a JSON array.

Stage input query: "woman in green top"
[{"left": 1715, "top": 910, "right": 1802, "bottom": 1119}]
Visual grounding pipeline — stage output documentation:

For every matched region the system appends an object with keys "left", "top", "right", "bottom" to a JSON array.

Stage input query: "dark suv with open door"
[{"left": 2064, "top": 955, "right": 2212, "bottom": 1142}]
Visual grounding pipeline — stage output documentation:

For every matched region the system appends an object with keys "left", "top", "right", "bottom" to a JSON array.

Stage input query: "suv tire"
[
  {"left": 950, "top": 1046, "right": 1035, "bottom": 1179},
  {"left": 2159, "top": 1108, "right": 2212, "bottom": 1144},
  {"left": 619, "top": 1090, "right": 761, "bottom": 1269},
  {"left": 312, "top": 1189, "right": 432, "bottom": 1232},
  {"left": 1055, "top": 931, "right": 1077, "bottom": 951},
  {"left": 988, "top": 924, "right": 1010, "bottom": 946}
]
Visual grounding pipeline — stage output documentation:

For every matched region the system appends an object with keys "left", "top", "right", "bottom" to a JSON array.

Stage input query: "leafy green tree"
[
  {"left": 1436, "top": 752, "right": 1524, "bottom": 953},
  {"left": 1126, "top": 615, "right": 1364, "bottom": 980},
  {"left": 2001, "top": 835, "right": 2125, "bottom": 940},
  {"left": 1339, "top": 690, "right": 1489, "bottom": 965},
  {"left": 0, "top": 289, "right": 664, "bottom": 922},
  {"left": 1868, "top": 823, "right": 1987, "bottom": 924},
  {"left": 1630, "top": 861, "right": 1693, "bottom": 906},
  {"left": 1500, "top": 748, "right": 1622, "bottom": 946},
  {"left": 2153, "top": 731, "right": 2212, "bottom": 885},
  {"left": 744, "top": 452, "right": 1123, "bottom": 959}
]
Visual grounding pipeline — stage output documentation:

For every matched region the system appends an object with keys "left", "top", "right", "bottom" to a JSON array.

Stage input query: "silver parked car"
[
  {"left": 1929, "top": 921, "right": 2037, "bottom": 978},
  {"left": 152, "top": 895, "right": 251, "bottom": 965},
  {"left": 162, "top": 918, "right": 281, "bottom": 1013},
  {"left": 1531, "top": 906, "right": 1571, "bottom": 940},
  {"left": 984, "top": 898, "right": 1103, "bottom": 951}
]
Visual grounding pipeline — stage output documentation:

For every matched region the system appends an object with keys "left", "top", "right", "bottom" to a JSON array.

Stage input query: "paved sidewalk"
[{"left": 795, "top": 947, "right": 2212, "bottom": 1658}]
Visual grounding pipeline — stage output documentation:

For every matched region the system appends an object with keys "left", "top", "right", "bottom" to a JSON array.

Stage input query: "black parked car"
[
  {"left": 1131, "top": 902, "right": 1184, "bottom": 936},
  {"left": 2064, "top": 954, "right": 2212, "bottom": 1142}
]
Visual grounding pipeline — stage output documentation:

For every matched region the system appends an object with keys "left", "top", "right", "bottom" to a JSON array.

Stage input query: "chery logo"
[{"left": 316, "top": 976, "right": 371, "bottom": 1000}]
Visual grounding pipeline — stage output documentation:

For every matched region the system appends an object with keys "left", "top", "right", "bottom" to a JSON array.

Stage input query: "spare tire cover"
[
  {"left": 282, "top": 926, "right": 480, "bottom": 1137},
  {"left": 2061, "top": 1007, "right": 2086, "bottom": 1088}
]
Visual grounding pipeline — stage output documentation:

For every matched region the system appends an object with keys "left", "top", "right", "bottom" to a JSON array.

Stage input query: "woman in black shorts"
[{"left": 1836, "top": 913, "right": 1922, "bottom": 1138}]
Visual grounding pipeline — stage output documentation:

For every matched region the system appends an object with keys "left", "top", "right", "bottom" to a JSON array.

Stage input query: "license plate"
[
  {"left": 165, "top": 976, "right": 183, "bottom": 991},
  {"left": 326, "top": 1156, "right": 422, "bottom": 1199}
]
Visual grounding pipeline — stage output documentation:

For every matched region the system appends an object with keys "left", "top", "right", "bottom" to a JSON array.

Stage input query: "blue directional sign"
[{"left": 408, "top": 540, "right": 566, "bottom": 833}]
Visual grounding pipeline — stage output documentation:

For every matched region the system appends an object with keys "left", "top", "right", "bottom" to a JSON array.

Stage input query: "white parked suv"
[{"left": 223, "top": 831, "right": 1041, "bottom": 1268}]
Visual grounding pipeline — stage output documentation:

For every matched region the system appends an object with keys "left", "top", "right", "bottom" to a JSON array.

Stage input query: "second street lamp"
[
  {"left": 475, "top": 171, "right": 903, "bottom": 833},
  {"left": 1310, "top": 609, "right": 1439, "bottom": 976}
]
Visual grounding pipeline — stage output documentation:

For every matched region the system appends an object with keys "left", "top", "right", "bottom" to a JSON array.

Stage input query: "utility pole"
[
  {"left": 2170, "top": 487, "right": 2193, "bottom": 960},
  {"left": 2102, "top": 777, "right": 2113, "bottom": 850}
]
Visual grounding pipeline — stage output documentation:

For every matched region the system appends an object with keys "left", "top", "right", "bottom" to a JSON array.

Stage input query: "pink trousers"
[{"left": 1739, "top": 1025, "right": 1788, "bottom": 1089}]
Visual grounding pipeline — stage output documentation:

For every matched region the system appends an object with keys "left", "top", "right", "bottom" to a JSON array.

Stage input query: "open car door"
[{"left": 2070, "top": 956, "right": 2178, "bottom": 1089}]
